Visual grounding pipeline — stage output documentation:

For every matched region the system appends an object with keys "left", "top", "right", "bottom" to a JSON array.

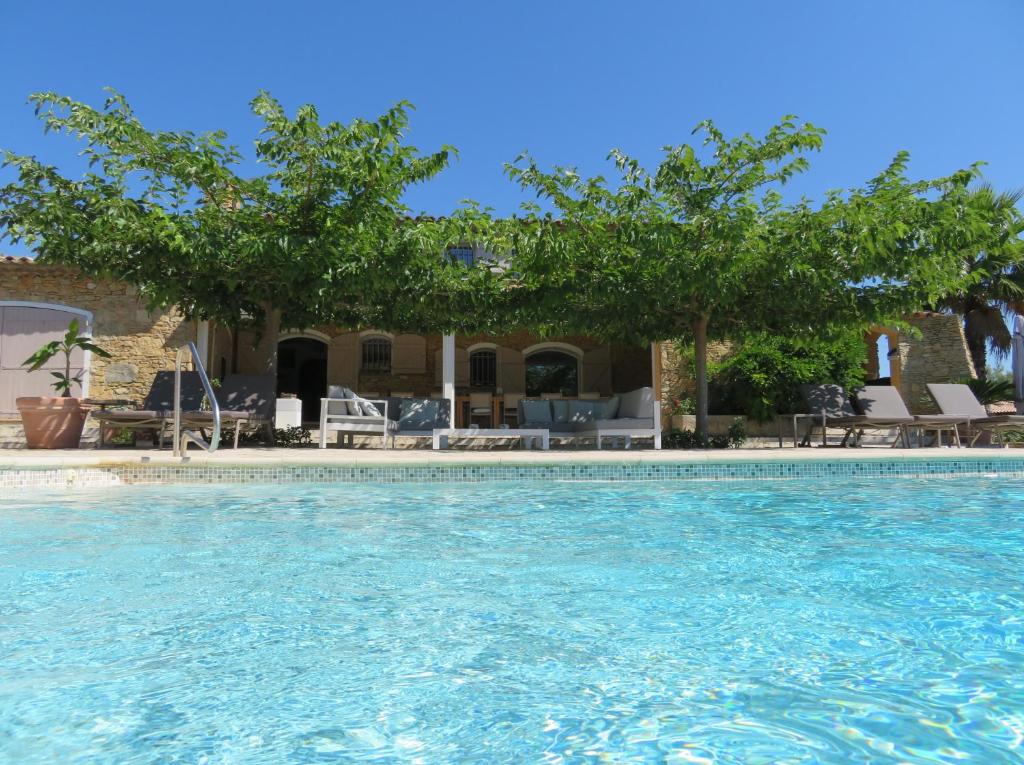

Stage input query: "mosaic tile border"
[{"left": 3, "top": 458, "right": 1024, "bottom": 490}]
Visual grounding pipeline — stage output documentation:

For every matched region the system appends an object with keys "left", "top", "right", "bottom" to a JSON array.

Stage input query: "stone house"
[
  {"left": 0, "top": 256, "right": 977, "bottom": 435},
  {"left": 0, "top": 257, "right": 655, "bottom": 428}
]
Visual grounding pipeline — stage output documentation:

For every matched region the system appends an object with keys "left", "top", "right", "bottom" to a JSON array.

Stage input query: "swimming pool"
[{"left": 1, "top": 478, "right": 1023, "bottom": 763}]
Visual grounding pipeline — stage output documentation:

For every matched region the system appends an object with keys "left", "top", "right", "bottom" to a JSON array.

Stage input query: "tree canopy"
[
  {"left": 933, "top": 185, "right": 1024, "bottom": 380},
  {"left": 0, "top": 90, "right": 505, "bottom": 373},
  {"left": 502, "top": 117, "right": 1002, "bottom": 435}
]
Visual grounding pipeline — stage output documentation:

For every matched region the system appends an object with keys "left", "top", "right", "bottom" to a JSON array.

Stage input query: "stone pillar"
[{"left": 897, "top": 312, "right": 975, "bottom": 413}]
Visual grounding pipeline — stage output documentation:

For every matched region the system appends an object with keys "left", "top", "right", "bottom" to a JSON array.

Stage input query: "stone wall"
[
  {"left": 0, "top": 259, "right": 195, "bottom": 416},
  {"left": 896, "top": 312, "right": 976, "bottom": 413}
]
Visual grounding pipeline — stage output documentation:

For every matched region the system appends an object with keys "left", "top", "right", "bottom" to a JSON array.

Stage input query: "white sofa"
[
  {"left": 319, "top": 389, "right": 397, "bottom": 448},
  {"left": 517, "top": 387, "right": 662, "bottom": 449}
]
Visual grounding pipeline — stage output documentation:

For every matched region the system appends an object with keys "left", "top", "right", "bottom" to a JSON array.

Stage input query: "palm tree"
[{"left": 936, "top": 185, "right": 1024, "bottom": 382}]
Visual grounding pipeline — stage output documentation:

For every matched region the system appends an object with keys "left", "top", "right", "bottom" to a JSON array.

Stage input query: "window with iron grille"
[
  {"left": 470, "top": 349, "right": 497, "bottom": 388},
  {"left": 447, "top": 247, "right": 475, "bottom": 267},
  {"left": 361, "top": 337, "right": 391, "bottom": 373}
]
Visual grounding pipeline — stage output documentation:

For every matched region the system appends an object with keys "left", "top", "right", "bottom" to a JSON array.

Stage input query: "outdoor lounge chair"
[
  {"left": 182, "top": 374, "right": 276, "bottom": 448},
  {"left": 318, "top": 386, "right": 398, "bottom": 448},
  {"left": 851, "top": 386, "right": 967, "bottom": 447},
  {"left": 796, "top": 384, "right": 967, "bottom": 448},
  {"left": 794, "top": 384, "right": 876, "bottom": 447},
  {"left": 927, "top": 383, "right": 1024, "bottom": 446},
  {"left": 93, "top": 371, "right": 204, "bottom": 447}
]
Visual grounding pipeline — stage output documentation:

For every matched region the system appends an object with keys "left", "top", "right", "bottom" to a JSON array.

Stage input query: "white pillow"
[{"left": 356, "top": 398, "right": 382, "bottom": 416}]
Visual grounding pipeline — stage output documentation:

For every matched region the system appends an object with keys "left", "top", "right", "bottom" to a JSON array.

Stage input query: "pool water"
[{"left": 1, "top": 478, "right": 1023, "bottom": 764}]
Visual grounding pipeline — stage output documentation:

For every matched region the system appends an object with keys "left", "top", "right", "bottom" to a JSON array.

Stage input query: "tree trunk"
[
  {"left": 964, "top": 318, "right": 988, "bottom": 382},
  {"left": 693, "top": 314, "right": 709, "bottom": 441},
  {"left": 231, "top": 323, "right": 240, "bottom": 374}
]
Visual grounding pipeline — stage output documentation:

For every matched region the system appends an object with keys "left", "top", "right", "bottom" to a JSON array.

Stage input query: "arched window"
[
  {"left": 361, "top": 337, "right": 392, "bottom": 373},
  {"left": 525, "top": 350, "right": 579, "bottom": 397},
  {"left": 470, "top": 349, "right": 497, "bottom": 388}
]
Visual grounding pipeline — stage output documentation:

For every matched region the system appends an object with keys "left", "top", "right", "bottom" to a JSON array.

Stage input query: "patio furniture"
[
  {"left": 927, "top": 383, "right": 1024, "bottom": 446},
  {"left": 518, "top": 387, "right": 661, "bottom": 449},
  {"left": 578, "top": 391, "right": 601, "bottom": 400},
  {"left": 503, "top": 393, "right": 522, "bottom": 427},
  {"left": 319, "top": 387, "right": 396, "bottom": 448},
  {"left": 469, "top": 392, "right": 493, "bottom": 428},
  {"left": 390, "top": 396, "right": 452, "bottom": 438},
  {"left": 540, "top": 392, "right": 563, "bottom": 400},
  {"left": 795, "top": 384, "right": 964, "bottom": 448},
  {"left": 852, "top": 386, "right": 967, "bottom": 447},
  {"left": 454, "top": 393, "right": 502, "bottom": 427},
  {"left": 184, "top": 374, "right": 277, "bottom": 448},
  {"left": 93, "top": 371, "right": 204, "bottom": 447},
  {"left": 432, "top": 427, "right": 549, "bottom": 450},
  {"left": 794, "top": 384, "right": 902, "bottom": 447}
]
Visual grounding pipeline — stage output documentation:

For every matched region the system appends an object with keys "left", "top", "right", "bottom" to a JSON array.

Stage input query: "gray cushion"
[
  {"left": 927, "top": 383, "right": 989, "bottom": 418},
  {"left": 588, "top": 417, "right": 655, "bottom": 431},
  {"left": 551, "top": 400, "right": 570, "bottom": 423},
  {"left": 325, "top": 399, "right": 358, "bottom": 415},
  {"left": 522, "top": 420, "right": 574, "bottom": 433},
  {"left": 851, "top": 386, "right": 913, "bottom": 420},
  {"left": 399, "top": 399, "right": 440, "bottom": 430},
  {"left": 356, "top": 398, "right": 382, "bottom": 416},
  {"left": 328, "top": 385, "right": 356, "bottom": 399},
  {"left": 617, "top": 387, "right": 654, "bottom": 419},
  {"left": 601, "top": 395, "right": 620, "bottom": 419},
  {"left": 569, "top": 400, "right": 599, "bottom": 423},
  {"left": 522, "top": 399, "right": 552, "bottom": 423},
  {"left": 800, "top": 384, "right": 856, "bottom": 418}
]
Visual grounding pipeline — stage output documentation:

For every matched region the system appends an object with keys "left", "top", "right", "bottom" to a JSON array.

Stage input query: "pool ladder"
[{"left": 172, "top": 341, "right": 221, "bottom": 458}]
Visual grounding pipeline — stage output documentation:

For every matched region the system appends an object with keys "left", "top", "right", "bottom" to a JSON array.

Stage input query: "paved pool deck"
[{"left": 1, "top": 445, "right": 1020, "bottom": 469}]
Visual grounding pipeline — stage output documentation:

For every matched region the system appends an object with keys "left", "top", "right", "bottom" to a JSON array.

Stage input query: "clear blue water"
[{"left": 1, "top": 478, "right": 1023, "bottom": 764}]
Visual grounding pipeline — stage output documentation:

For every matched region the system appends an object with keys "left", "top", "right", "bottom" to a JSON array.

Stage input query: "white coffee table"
[{"left": 432, "top": 428, "right": 550, "bottom": 450}]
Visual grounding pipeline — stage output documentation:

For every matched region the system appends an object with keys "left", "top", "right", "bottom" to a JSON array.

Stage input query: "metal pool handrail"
[{"left": 172, "top": 341, "right": 220, "bottom": 458}]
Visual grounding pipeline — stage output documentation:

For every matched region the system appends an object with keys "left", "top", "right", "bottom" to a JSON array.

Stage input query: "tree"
[
  {"left": 934, "top": 185, "right": 1024, "bottom": 381},
  {"left": 504, "top": 117, "right": 988, "bottom": 437},
  {"left": 1, "top": 90, "right": 497, "bottom": 375}
]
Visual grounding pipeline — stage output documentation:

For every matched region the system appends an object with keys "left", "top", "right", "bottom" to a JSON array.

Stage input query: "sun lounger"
[
  {"left": 182, "top": 374, "right": 276, "bottom": 448},
  {"left": 851, "top": 386, "right": 967, "bottom": 447},
  {"left": 927, "top": 383, "right": 1024, "bottom": 446},
  {"left": 794, "top": 384, "right": 877, "bottom": 447},
  {"left": 796, "top": 384, "right": 960, "bottom": 447},
  {"left": 93, "top": 371, "right": 204, "bottom": 447}
]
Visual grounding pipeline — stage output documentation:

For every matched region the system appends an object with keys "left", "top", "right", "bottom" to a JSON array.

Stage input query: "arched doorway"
[
  {"left": 277, "top": 337, "right": 327, "bottom": 423},
  {"left": 525, "top": 349, "right": 579, "bottom": 397}
]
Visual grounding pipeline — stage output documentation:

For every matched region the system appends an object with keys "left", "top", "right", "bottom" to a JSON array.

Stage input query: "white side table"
[{"left": 276, "top": 398, "right": 302, "bottom": 429}]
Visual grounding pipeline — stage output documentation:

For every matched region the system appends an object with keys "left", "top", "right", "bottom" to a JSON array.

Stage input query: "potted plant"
[
  {"left": 16, "top": 319, "right": 111, "bottom": 449},
  {"left": 669, "top": 395, "right": 696, "bottom": 431}
]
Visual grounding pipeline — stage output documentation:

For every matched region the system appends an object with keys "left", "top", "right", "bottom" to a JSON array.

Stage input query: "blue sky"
[{"left": 2, "top": 0, "right": 1021, "bottom": 239}]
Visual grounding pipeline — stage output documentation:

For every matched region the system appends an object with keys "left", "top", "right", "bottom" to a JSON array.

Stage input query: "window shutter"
[
  {"left": 434, "top": 346, "right": 469, "bottom": 385},
  {"left": 582, "top": 346, "right": 612, "bottom": 395},
  {"left": 392, "top": 334, "right": 426, "bottom": 374},
  {"left": 329, "top": 333, "right": 359, "bottom": 386},
  {"left": 498, "top": 346, "right": 525, "bottom": 392}
]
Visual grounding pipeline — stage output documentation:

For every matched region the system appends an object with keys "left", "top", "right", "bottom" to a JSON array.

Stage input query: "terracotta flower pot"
[{"left": 16, "top": 397, "right": 92, "bottom": 449}]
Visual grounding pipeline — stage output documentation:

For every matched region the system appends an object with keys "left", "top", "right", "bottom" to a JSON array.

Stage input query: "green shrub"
[
  {"left": 663, "top": 419, "right": 745, "bottom": 449},
  {"left": 960, "top": 376, "right": 1015, "bottom": 405},
  {"left": 709, "top": 332, "right": 867, "bottom": 422}
]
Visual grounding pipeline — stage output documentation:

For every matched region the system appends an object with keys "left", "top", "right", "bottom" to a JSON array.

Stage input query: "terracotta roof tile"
[{"left": 1, "top": 255, "right": 36, "bottom": 263}]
